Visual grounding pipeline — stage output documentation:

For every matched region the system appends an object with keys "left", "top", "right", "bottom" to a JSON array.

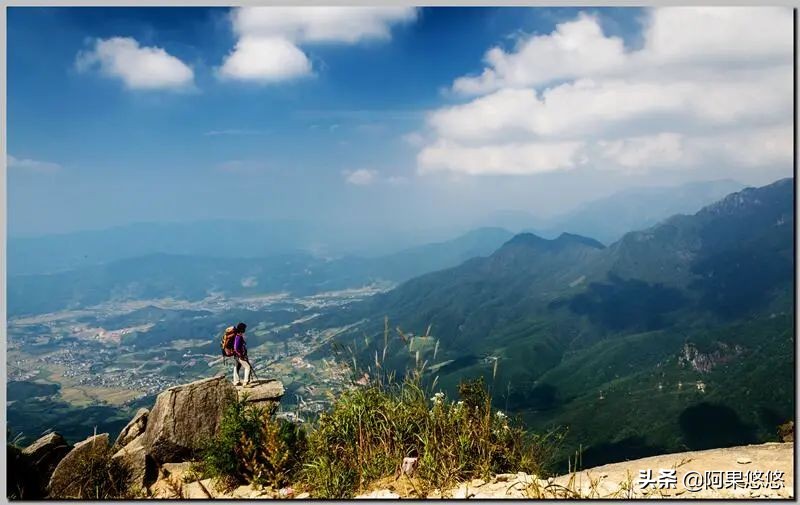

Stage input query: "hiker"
[{"left": 231, "top": 322, "right": 252, "bottom": 386}]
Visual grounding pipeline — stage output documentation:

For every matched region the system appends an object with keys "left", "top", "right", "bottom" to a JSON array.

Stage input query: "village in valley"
[{"left": 7, "top": 284, "right": 389, "bottom": 437}]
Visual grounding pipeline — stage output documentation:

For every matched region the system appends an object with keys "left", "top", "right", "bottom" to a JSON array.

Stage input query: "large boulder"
[
  {"left": 113, "top": 408, "right": 148, "bottom": 450},
  {"left": 111, "top": 434, "right": 156, "bottom": 493},
  {"left": 143, "top": 375, "right": 237, "bottom": 463},
  {"left": 47, "top": 433, "right": 110, "bottom": 498},
  {"left": 22, "top": 432, "right": 72, "bottom": 491}
]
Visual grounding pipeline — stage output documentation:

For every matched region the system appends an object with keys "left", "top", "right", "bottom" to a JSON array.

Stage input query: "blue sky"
[{"left": 7, "top": 7, "right": 793, "bottom": 239}]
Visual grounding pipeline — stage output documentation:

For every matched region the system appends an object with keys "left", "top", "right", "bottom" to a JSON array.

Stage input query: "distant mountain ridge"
[
  {"left": 7, "top": 227, "right": 514, "bottom": 317},
  {"left": 343, "top": 178, "right": 792, "bottom": 345},
  {"left": 9, "top": 180, "right": 743, "bottom": 275},
  {"left": 534, "top": 179, "right": 745, "bottom": 244},
  {"left": 312, "top": 178, "right": 793, "bottom": 468}
]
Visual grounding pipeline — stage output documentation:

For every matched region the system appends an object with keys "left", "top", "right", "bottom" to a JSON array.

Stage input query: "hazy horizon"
[{"left": 7, "top": 175, "right": 750, "bottom": 239}]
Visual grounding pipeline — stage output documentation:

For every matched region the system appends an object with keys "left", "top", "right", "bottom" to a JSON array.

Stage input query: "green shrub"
[{"left": 198, "top": 398, "right": 307, "bottom": 490}]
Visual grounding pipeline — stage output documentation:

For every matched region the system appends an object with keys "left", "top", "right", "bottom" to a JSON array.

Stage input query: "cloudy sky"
[{"left": 7, "top": 7, "right": 794, "bottom": 239}]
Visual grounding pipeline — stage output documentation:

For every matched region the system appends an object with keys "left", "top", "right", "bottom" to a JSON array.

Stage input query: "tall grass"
[
  {"left": 299, "top": 321, "right": 564, "bottom": 498},
  {"left": 199, "top": 320, "right": 564, "bottom": 498}
]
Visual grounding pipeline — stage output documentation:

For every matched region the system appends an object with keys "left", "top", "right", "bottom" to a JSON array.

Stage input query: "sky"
[{"left": 6, "top": 6, "right": 794, "bottom": 240}]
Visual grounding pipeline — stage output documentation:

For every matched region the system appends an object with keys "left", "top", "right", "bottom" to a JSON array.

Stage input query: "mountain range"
[
  {"left": 7, "top": 227, "right": 514, "bottom": 316},
  {"left": 309, "top": 178, "right": 794, "bottom": 468},
  {"left": 9, "top": 179, "right": 742, "bottom": 276},
  {"left": 534, "top": 178, "right": 745, "bottom": 244},
  {"left": 8, "top": 179, "right": 744, "bottom": 317}
]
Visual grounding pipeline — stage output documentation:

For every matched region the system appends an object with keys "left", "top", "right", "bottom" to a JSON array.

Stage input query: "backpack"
[{"left": 221, "top": 326, "right": 236, "bottom": 357}]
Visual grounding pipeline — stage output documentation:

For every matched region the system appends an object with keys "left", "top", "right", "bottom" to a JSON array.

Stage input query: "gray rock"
[
  {"left": 237, "top": 378, "right": 285, "bottom": 408},
  {"left": 47, "top": 433, "right": 110, "bottom": 498},
  {"left": 113, "top": 408, "right": 149, "bottom": 450},
  {"left": 143, "top": 375, "right": 237, "bottom": 463},
  {"left": 111, "top": 434, "right": 156, "bottom": 492},
  {"left": 22, "top": 432, "right": 72, "bottom": 488}
]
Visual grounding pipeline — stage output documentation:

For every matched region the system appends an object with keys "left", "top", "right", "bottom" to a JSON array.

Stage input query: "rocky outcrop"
[
  {"left": 237, "top": 379, "right": 285, "bottom": 410},
  {"left": 111, "top": 435, "right": 156, "bottom": 492},
  {"left": 22, "top": 375, "right": 285, "bottom": 498},
  {"left": 143, "top": 375, "right": 237, "bottom": 463},
  {"left": 47, "top": 433, "right": 110, "bottom": 498},
  {"left": 113, "top": 408, "right": 148, "bottom": 450},
  {"left": 22, "top": 432, "right": 72, "bottom": 491},
  {"left": 678, "top": 342, "right": 744, "bottom": 373}
]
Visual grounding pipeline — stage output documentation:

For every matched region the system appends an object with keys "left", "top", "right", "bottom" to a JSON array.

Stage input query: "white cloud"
[
  {"left": 597, "top": 133, "right": 685, "bottom": 172},
  {"left": 343, "top": 168, "right": 412, "bottom": 185},
  {"left": 453, "top": 13, "right": 627, "bottom": 95},
  {"left": 7, "top": 155, "right": 62, "bottom": 173},
  {"left": 419, "top": 140, "right": 584, "bottom": 176},
  {"left": 218, "top": 36, "right": 311, "bottom": 82},
  {"left": 690, "top": 124, "right": 794, "bottom": 168},
  {"left": 231, "top": 7, "right": 417, "bottom": 44},
  {"left": 643, "top": 7, "right": 792, "bottom": 64},
  {"left": 452, "top": 8, "right": 792, "bottom": 96},
  {"left": 344, "top": 168, "right": 378, "bottom": 185},
  {"left": 419, "top": 7, "right": 793, "bottom": 176},
  {"left": 220, "top": 7, "right": 416, "bottom": 83},
  {"left": 432, "top": 72, "right": 790, "bottom": 144},
  {"left": 76, "top": 37, "right": 194, "bottom": 90}
]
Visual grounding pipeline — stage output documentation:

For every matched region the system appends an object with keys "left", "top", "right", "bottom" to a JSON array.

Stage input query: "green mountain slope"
[{"left": 318, "top": 178, "right": 794, "bottom": 468}]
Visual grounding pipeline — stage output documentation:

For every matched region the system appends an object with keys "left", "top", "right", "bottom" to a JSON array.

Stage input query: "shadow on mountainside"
[
  {"left": 573, "top": 436, "right": 668, "bottom": 472},
  {"left": 679, "top": 402, "right": 757, "bottom": 451},
  {"left": 552, "top": 274, "right": 688, "bottom": 332}
]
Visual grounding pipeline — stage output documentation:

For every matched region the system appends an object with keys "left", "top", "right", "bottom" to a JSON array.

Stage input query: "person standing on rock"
[{"left": 232, "top": 322, "right": 252, "bottom": 386}]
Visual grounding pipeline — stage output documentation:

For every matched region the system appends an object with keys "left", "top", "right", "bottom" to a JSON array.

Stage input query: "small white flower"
[{"left": 495, "top": 410, "right": 507, "bottom": 419}]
